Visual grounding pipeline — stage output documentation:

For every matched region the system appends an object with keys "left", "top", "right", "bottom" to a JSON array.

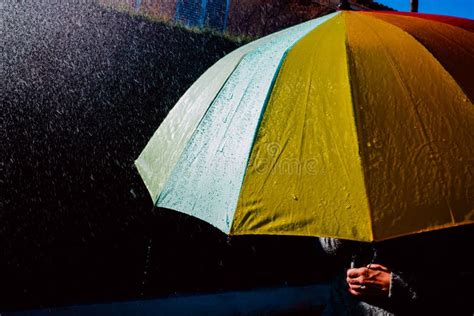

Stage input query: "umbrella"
[{"left": 136, "top": 11, "right": 474, "bottom": 242}]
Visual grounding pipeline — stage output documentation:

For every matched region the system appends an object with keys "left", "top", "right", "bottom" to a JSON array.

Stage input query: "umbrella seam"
[
  {"left": 230, "top": 12, "right": 341, "bottom": 234},
  {"left": 344, "top": 12, "right": 375, "bottom": 242}
]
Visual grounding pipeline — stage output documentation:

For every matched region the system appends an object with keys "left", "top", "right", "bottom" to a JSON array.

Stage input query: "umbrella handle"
[
  {"left": 350, "top": 254, "right": 356, "bottom": 269},
  {"left": 366, "top": 245, "right": 378, "bottom": 275},
  {"left": 350, "top": 244, "right": 377, "bottom": 270},
  {"left": 369, "top": 244, "right": 378, "bottom": 264}
]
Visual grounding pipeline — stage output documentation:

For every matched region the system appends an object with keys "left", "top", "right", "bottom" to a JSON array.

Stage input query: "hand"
[{"left": 346, "top": 264, "right": 391, "bottom": 298}]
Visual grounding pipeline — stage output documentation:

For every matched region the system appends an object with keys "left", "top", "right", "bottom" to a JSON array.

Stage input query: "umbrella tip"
[{"left": 337, "top": 0, "right": 352, "bottom": 10}]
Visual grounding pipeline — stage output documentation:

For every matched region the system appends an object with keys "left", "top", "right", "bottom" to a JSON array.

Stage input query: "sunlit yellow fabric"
[
  {"left": 231, "top": 14, "right": 373, "bottom": 241},
  {"left": 345, "top": 13, "right": 473, "bottom": 240},
  {"left": 366, "top": 12, "right": 474, "bottom": 102}
]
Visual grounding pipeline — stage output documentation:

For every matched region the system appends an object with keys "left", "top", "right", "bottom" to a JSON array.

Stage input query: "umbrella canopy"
[{"left": 136, "top": 11, "right": 474, "bottom": 242}]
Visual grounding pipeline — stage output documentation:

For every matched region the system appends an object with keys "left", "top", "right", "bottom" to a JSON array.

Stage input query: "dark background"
[{"left": 1, "top": 1, "right": 334, "bottom": 311}]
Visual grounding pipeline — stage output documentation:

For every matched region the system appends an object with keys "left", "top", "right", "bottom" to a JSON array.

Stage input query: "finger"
[
  {"left": 346, "top": 276, "right": 381, "bottom": 287},
  {"left": 347, "top": 268, "right": 358, "bottom": 278},
  {"left": 347, "top": 267, "right": 368, "bottom": 278},
  {"left": 348, "top": 276, "right": 382, "bottom": 289},
  {"left": 349, "top": 283, "right": 368, "bottom": 291},
  {"left": 362, "top": 279, "right": 378, "bottom": 285},
  {"left": 367, "top": 264, "right": 389, "bottom": 271},
  {"left": 347, "top": 277, "right": 360, "bottom": 285},
  {"left": 348, "top": 287, "right": 364, "bottom": 297},
  {"left": 347, "top": 275, "right": 365, "bottom": 284},
  {"left": 347, "top": 276, "right": 367, "bottom": 285},
  {"left": 361, "top": 270, "right": 382, "bottom": 281},
  {"left": 358, "top": 278, "right": 378, "bottom": 285}
]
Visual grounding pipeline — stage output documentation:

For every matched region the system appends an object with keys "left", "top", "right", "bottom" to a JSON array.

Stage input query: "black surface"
[{"left": 1, "top": 1, "right": 334, "bottom": 311}]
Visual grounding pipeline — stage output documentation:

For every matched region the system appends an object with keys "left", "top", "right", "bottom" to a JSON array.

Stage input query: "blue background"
[{"left": 378, "top": 0, "right": 474, "bottom": 19}]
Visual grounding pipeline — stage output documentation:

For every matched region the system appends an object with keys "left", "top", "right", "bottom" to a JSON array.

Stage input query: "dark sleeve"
[
  {"left": 388, "top": 270, "right": 418, "bottom": 302},
  {"left": 386, "top": 227, "right": 473, "bottom": 314}
]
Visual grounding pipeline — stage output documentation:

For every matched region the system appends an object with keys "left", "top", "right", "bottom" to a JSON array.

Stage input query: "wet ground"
[{"left": 1, "top": 1, "right": 335, "bottom": 311}]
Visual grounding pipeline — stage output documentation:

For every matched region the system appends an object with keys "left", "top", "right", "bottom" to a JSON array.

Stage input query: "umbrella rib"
[{"left": 343, "top": 13, "right": 375, "bottom": 241}]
